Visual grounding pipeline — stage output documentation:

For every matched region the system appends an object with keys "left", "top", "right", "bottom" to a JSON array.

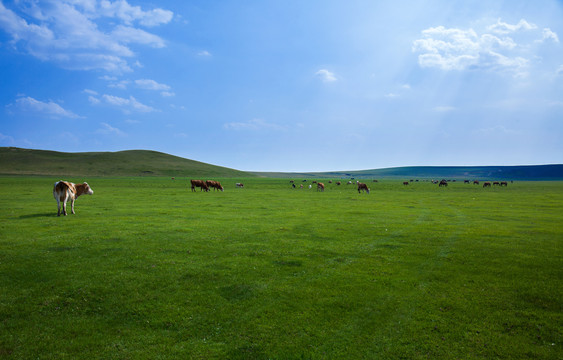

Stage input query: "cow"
[
  {"left": 483, "top": 182, "right": 491, "bottom": 188},
  {"left": 493, "top": 182, "right": 500, "bottom": 186},
  {"left": 317, "top": 182, "right": 325, "bottom": 192},
  {"left": 191, "top": 179, "right": 209, "bottom": 192},
  {"left": 357, "top": 182, "right": 370, "bottom": 194},
  {"left": 473, "top": 180, "right": 480, "bottom": 185},
  {"left": 439, "top": 180, "right": 448, "bottom": 187},
  {"left": 53, "top": 180, "right": 94, "bottom": 216},
  {"left": 336, "top": 181, "right": 341, "bottom": 185},
  {"left": 500, "top": 181, "right": 508, "bottom": 187},
  {"left": 403, "top": 181, "right": 409, "bottom": 186},
  {"left": 464, "top": 180, "right": 470, "bottom": 184},
  {"left": 206, "top": 180, "right": 224, "bottom": 191},
  {"left": 236, "top": 183, "right": 244, "bottom": 188}
]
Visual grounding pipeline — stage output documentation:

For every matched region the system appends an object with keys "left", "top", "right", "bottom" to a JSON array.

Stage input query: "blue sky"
[{"left": 1, "top": 0, "right": 562, "bottom": 172}]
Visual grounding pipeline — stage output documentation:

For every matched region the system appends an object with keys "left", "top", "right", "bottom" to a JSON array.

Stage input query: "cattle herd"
[{"left": 52, "top": 177, "right": 511, "bottom": 216}]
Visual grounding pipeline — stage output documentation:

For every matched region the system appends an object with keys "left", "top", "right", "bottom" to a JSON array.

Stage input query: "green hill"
[{"left": 0, "top": 147, "right": 255, "bottom": 178}]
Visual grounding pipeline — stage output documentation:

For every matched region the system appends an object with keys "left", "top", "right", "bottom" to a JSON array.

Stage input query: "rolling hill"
[
  {"left": 1, "top": 147, "right": 562, "bottom": 180},
  {"left": 0, "top": 147, "right": 254, "bottom": 178}
]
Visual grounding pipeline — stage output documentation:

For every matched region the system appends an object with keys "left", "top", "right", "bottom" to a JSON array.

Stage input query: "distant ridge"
[
  {"left": 1, "top": 147, "right": 561, "bottom": 180},
  {"left": 254, "top": 165, "right": 563, "bottom": 181},
  {"left": 0, "top": 147, "right": 254, "bottom": 178}
]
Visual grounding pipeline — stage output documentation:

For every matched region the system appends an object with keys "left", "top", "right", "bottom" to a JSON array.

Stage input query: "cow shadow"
[{"left": 19, "top": 212, "right": 56, "bottom": 219}]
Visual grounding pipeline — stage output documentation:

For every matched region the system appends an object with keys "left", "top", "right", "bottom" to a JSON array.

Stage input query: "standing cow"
[
  {"left": 439, "top": 180, "right": 448, "bottom": 187},
  {"left": 317, "top": 182, "right": 325, "bottom": 192},
  {"left": 53, "top": 180, "right": 94, "bottom": 216}
]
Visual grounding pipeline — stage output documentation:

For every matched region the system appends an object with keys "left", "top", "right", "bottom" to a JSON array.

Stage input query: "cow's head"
[{"left": 83, "top": 182, "right": 94, "bottom": 195}]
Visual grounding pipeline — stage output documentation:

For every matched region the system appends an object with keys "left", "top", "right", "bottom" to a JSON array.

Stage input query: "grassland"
[{"left": 0, "top": 177, "right": 561, "bottom": 359}]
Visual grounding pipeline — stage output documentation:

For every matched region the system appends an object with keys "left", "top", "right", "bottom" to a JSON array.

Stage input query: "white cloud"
[
  {"left": 88, "top": 95, "right": 101, "bottom": 104},
  {"left": 0, "top": 1, "right": 173, "bottom": 72},
  {"left": 135, "top": 79, "right": 170, "bottom": 91},
  {"left": 413, "top": 19, "right": 558, "bottom": 77},
  {"left": 557, "top": 64, "right": 563, "bottom": 75},
  {"left": 161, "top": 91, "right": 175, "bottom": 97},
  {"left": 12, "top": 96, "right": 82, "bottom": 118},
  {"left": 540, "top": 28, "right": 559, "bottom": 43},
  {"left": 99, "top": 94, "right": 156, "bottom": 113},
  {"left": 197, "top": 50, "right": 212, "bottom": 57},
  {"left": 99, "top": 0, "right": 173, "bottom": 27},
  {"left": 315, "top": 69, "right": 337, "bottom": 82},
  {"left": 487, "top": 19, "right": 537, "bottom": 34},
  {"left": 223, "top": 118, "right": 286, "bottom": 131},
  {"left": 111, "top": 25, "right": 166, "bottom": 48}
]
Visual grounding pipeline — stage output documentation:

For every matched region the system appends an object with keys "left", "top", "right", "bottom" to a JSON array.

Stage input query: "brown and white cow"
[
  {"left": 236, "top": 183, "right": 244, "bottom": 188},
  {"left": 206, "top": 180, "right": 224, "bottom": 191},
  {"left": 317, "top": 182, "right": 325, "bottom": 192},
  {"left": 53, "top": 180, "right": 94, "bottom": 216},
  {"left": 357, "top": 182, "right": 370, "bottom": 194},
  {"left": 191, "top": 179, "right": 209, "bottom": 192}
]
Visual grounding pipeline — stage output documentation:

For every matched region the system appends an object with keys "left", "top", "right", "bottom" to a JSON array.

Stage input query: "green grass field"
[{"left": 0, "top": 177, "right": 561, "bottom": 359}]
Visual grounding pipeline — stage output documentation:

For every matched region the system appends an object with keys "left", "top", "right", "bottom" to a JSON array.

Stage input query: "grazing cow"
[
  {"left": 206, "top": 180, "right": 224, "bottom": 191},
  {"left": 357, "top": 182, "right": 370, "bottom": 194},
  {"left": 464, "top": 180, "right": 470, "bottom": 184},
  {"left": 373, "top": 179, "right": 378, "bottom": 182},
  {"left": 53, "top": 180, "right": 94, "bottom": 216},
  {"left": 289, "top": 180, "right": 294, "bottom": 183},
  {"left": 236, "top": 183, "right": 244, "bottom": 188},
  {"left": 347, "top": 181, "right": 352, "bottom": 185},
  {"left": 473, "top": 180, "right": 480, "bottom": 185},
  {"left": 493, "top": 182, "right": 500, "bottom": 186},
  {"left": 191, "top": 179, "right": 209, "bottom": 192},
  {"left": 336, "top": 181, "right": 341, "bottom": 185},
  {"left": 439, "top": 180, "right": 448, "bottom": 187},
  {"left": 317, "top": 182, "right": 325, "bottom": 192},
  {"left": 483, "top": 182, "right": 491, "bottom": 188},
  {"left": 300, "top": 184, "right": 303, "bottom": 189},
  {"left": 329, "top": 180, "right": 333, "bottom": 184},
  {"left": 292, "top": 183, "right": 296, "bottom": 188},
  {"left": 500, "top": 181, "right": 508, "bottom": 187},
  {"left": 403, "top": 181, "right": 409, "bottom": 186}
]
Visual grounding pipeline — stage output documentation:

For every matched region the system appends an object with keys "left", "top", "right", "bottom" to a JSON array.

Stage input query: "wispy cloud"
[
  {"left": 96, "top": 122, "right": 126, "bottom": 136},
  {"left": 197, "top": 50, "right": 212, "bottom": 57},
  {"left": 412, "top": 18, "right": 559, "bottom": 77},
  {"left": 11, "top": 96, "right": 82, "bottom": 118},
  {"left": 88, "top": 94, "right": 155, "bottom": 113},
  {"left": 223, "top": 118, "right": 286, "bottom": 131},
  {"left": 135, "top": 79, "right": 173, "bottom": 97},
  {"left": 0, "top": 1, "right": 173, "bottom": 72},
  {"left": 315, "top": 69, "right": 337, "bottom": 83}
]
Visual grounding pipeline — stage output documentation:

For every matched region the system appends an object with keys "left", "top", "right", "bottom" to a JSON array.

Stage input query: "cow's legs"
[
  {"left": 57, "top": 198, "right": 61, "bottom": 216},
  {"left": 62, "top": 200, "right": 68, "bottom": 216},
  {"left": 71, "top": 199, "right": 75, "bottom": 214}
]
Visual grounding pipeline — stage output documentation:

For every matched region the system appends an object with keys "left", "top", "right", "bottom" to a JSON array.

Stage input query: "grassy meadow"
[{"left": 0, "top": 177, "right": 561, "bottom": 359}]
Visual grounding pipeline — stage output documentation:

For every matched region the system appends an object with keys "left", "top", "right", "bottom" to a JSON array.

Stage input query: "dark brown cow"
[
  {"left": 439, "top": 180, "right": 448, "bottom": 187},
  {"left": 403, "top": 181, "right": 409, "bottom": 186},
  {"left": 206, "top": 180, "right": 224, "bottom": 191},
  {"left": 483, "top": 182, "right": 491, "bottom": 188},
  {"left": 317, "top": 182, "right": 325, "bottom": 192},
  {"left": 357, "top": 182, "right": 370, "bottom": 194},
  {"left": 336, "top": 181, "right": 341, "bottom": 185},
  {"left": 191, "top": 179, "right": 209, "bottom": 192},
  {"left": 53, "top": 180, "right": 94, "bottom": 216},
  {"left": 493, "top": 182, "right": 500, "bottom": 186},
  {"left": 473, "top": 180, "right": 480, "bottom": 185},
  {"left": 500, "top": 181, "right": 508, "bottom": 186}
]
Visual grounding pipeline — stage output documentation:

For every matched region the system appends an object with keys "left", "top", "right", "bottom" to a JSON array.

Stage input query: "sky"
[{"left": 0, "top": 0, "right": 562, "bottom": 172}]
